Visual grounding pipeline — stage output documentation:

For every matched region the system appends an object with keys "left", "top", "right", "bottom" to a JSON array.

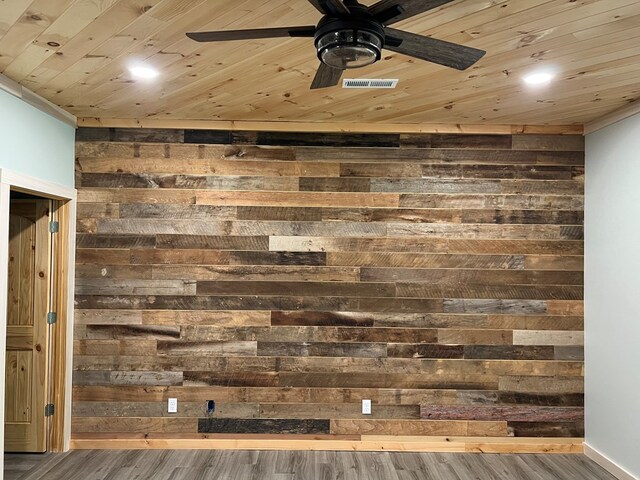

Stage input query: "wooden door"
[{"left": 4, "top": 200, "right": 50, "bottom": 453}]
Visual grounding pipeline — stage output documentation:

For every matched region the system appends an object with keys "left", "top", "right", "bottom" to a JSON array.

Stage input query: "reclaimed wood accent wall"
[{"left": 73, "top": 128, "right": 585, "bottom": 439}]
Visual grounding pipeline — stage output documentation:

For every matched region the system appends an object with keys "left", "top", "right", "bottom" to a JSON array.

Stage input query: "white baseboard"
[{"left": 584, "top": 443, "right": 639, "bottom": 480}]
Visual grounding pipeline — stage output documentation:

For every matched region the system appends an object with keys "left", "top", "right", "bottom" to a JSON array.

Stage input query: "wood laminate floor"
[{"left": 4, "top": 450, "right": 616, "bottom": 480}]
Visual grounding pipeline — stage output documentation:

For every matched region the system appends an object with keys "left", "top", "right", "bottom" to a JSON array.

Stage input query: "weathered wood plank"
[
  {"left": 299, "top": 177, "right": 371, "bottom": 192},
  {"left": 76, "top": 249, "right": 131, "bottom": 265},
  {"left": 271, "top": 311, "right": 374, "bottom": 327},
  {"left": 75, "top": 279, "right": 196, "bottom": 296},
  {"left": 400, "top": 134, "right": 513, "bottom": 150},
  {"left": 398, "top": 285, "right": 583, "bottom": 300},
  {"left": 72, "top": 417, "right": 196, "bottom": 433},
  {"left": 330, "top": 419, "right": 507, "bottom": 436},
  {"left": 335, "top": 253, "right": 524, "bottom": 269},
  {"left": 420, "top": 405, "right": 584, "bottom": 422},
  {"left": 97, "top": 219, "right": 387, "bottom": 237},
  {"left": 270, "top": 237, "right": 583, "bottom": 255},
  {"left": 198, "top": 419, "right": 330, "bottom": 435},
  {"left": 81, "top": 174, "right": 299, "bottom": 191},
  {"left": 387, "top": 223, "right": 582, "bottom": 241},
  {"left": 463, "top": 346, "right": 555, "bottom": 360},
  {"left": 511, "top": 135, "right": 584, "bottom": 152},
  {"left": 399, "top": 194, "right": 583, "bottom": 210},
  {"left": 443, "top": 300, "right": 547, "bottom": 314},
  {"left": 196, "top": 281, "right": 395, "bottom": 298},
  {"left": 152, "top": 265, "right": 360, "bottom": 281},
  {"left": 507, "top": 421, "right": 584, "bottom": 437},
  {"left": 155, "top": 235, "right": 268, "bottom": 251},
  {"left": 157, "top": 341, "right": 257, "bottom": 356},
  {"left": 257, "top": 342, "right": 387, "bottom": 358},
  {"left": 498, "top": 376, "right": 583, "bottom": 394},
  {"left": 512, "top": 330, "right": 584, "bottom": 346},
  {"left": 370, "top": 269, "right": 583, "bottom": 285},
  {"left": 387, "top": 344, "right": 464, "bottom": 359},
  {"left": 76, "top": 234, "right": 156, "bottom": 249},
  {"left": 298, "top": 147, "right": 583, "bottom": 165},
  {"left": 196, "top": 191, "right": 400, "bottom": 208}
]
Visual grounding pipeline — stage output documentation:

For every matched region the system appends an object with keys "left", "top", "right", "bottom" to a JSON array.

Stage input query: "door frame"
[{"left": 0, "top": 168, "right": 76, "bottom": 457}]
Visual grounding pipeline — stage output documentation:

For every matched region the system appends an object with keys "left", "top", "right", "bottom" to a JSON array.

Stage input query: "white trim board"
[
  {"left": 584, "top": 443, "right": 639, "bottom": 480},
  {"left": 0, "top": 73, "right": 76, "bottom": 128},
  {"left": 0, "top": 168, "right": 77, "bottom": 479}
]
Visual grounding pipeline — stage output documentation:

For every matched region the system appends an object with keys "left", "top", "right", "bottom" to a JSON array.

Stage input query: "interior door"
[{"left": 4, "top": 199, "right": 50, "bottom": 452}]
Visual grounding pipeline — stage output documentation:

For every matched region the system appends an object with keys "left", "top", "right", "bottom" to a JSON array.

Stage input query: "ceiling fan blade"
[
  {"left": 307, "top": 0, "right": 350, "bottom": 16},
  {"left": 384, "top": 27, "right": 485, "bottom": 70},
  {"left": 186, "top": 26, "right": 316, "bottom": 42},
  {"left": 310, "top": 63, "right": 344, "bottom": 89},
  {"left": 369, "top": 0, "right": 455, "bottom": 25}
]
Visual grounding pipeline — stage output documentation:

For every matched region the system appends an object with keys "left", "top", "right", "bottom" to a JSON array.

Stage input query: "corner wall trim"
[
  {"left": 584, "top": 443, "right": 639, "bottom": 480},
  {"left": 584, "top": 100, "right": 640, "bottom": 135},
  {"left": 71, "top": 435, "right": 584, "bottom": 454},
  {"left": 77, "top": 117, "right": 583, "bottom": 135},
  {"left": 0, "top": 73, "right": 76, "bottom": 128}
]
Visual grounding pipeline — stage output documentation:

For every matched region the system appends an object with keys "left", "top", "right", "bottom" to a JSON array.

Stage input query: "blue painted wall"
[{"left": 0, "top": 89, "right": 75, "bottom": 187}]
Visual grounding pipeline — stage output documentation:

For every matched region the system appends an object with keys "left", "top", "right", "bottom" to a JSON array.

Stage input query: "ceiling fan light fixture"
[
  {"left": 317, "top": 29, "right": 382, "bottom": 69},
  {"left": 314, "top": 13, "right": 385, "bottom": 70}
]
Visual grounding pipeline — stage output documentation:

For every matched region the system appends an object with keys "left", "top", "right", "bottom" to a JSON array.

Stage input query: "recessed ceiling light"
[
  {"left": 523, "top": 71, "right": 554, "bottom": 86},
  {"left": 129, "top": 66, "right": 159, "bottom": 79}
]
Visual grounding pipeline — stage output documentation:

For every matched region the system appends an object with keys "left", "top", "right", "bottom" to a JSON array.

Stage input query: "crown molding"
[
  {"left": 77, "top": 117, "right": 583, "bottom": 135},
  {"left": 0, "top": 73, "right": 76, "bottom": 128}
]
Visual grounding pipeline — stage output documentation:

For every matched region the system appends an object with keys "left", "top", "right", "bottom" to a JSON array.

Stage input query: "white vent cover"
[{"left": 342, "top": 78, "right": 398, "bottom": 89}]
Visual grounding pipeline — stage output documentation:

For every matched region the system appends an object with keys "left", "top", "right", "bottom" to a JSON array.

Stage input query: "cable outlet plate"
[{"left": 168, "top": 398, "right": 178, "bottom": 413}]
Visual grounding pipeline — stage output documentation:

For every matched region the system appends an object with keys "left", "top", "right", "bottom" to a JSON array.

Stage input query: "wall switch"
[
  {"left": 168, "top": 398, "right": 178, "bottom": 413},
  {"left": 362, "top": 399, "right": 372, "bottom": 415}
]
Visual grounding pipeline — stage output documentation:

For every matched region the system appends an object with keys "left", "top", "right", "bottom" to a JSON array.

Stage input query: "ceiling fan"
[{"left": 186, "top": 0, "right": 486, "bottom": 89}]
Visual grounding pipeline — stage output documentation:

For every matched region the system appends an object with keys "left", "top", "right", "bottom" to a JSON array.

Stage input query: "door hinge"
[
  {"left": 45, "top": 404, "right": 55, "bottom": 417},
  {"left": 49, "top": 221, "right": 59, "bottom": 233},
  {"left": 47, "top": 312, "right": 57, "bottom": 324}
]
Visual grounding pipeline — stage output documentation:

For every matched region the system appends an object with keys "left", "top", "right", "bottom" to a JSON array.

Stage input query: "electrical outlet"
[
  {"left": 362, "top": 399, "right": 372, "bottom": 415},
  {"left": 168, "top": 398, "right": 178, "bottom": 413}
]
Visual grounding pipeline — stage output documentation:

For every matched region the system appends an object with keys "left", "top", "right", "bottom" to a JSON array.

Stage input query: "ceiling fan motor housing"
[{"left": 314, "top": 16, "right": 385, "bottom": 69}]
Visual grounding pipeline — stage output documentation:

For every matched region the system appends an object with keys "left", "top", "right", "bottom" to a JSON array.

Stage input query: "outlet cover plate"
[
  {"left": 168, "top": 398, "right": 178, "bottom": 413},
  {"left": 362, "top": 399, "right": 372, "bottom": 415}
]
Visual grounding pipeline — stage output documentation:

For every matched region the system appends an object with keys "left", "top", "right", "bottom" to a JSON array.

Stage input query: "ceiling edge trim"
[
  {"left": 0, "top": 74, "right": 77, "bottom": 128},
  {"left": 584, "top": 100, "right": 640, "bottom": 135},
  {"left": 77, "top": 117, "right": 583, "bottom": 136}
]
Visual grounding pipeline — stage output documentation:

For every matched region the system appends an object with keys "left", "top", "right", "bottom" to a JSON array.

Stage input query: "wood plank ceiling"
[{"left": 0, "top": 0, "right": 638, "bottom": 125}]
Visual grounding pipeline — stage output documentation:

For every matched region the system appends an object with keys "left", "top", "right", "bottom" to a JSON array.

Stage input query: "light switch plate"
[
  {"left": 362, "top": 399, "right": 372, "bottom": 415},
  {"left": 168, "top": 398, "right": 178, "bottom": 413}
]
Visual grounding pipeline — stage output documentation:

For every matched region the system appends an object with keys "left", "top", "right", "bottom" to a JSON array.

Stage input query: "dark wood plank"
[{"left": 197, "top": 418, "right": 330, "bottom": 434}]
